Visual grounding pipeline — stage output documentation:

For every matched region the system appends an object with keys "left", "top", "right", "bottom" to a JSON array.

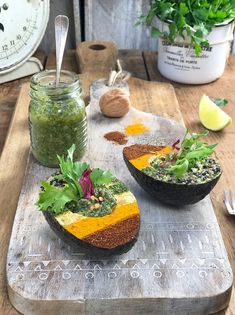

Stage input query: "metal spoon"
[{"left": 55, "top": 15, "right": 69, "bottom": 87}]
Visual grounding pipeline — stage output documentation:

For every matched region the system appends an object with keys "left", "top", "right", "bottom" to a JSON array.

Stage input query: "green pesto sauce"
[
  {"left": 61, "top": 180, "right": 128, "bottom": 217},
  {"left": 107, "top": 179, "right": 129, "bottom": 195},
  {"left": 29, "top": 94, "right": 87, "bottom": 167},
  {"left": 68, "top": 187, "right": 117, "bottom": 217}
]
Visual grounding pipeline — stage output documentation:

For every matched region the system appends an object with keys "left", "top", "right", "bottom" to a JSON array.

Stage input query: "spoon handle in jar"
[{"left": 55, "top": 15, "right": 69, "bottom": 87}]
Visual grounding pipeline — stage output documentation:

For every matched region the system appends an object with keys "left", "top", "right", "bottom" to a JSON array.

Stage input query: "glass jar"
[{"left": 29, "top": 70, "right": 87, "bottom": 167}]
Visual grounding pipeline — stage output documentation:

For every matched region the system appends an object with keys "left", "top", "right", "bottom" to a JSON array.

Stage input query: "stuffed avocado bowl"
[
  {"left": 123, "top": 130, "right": 222, "bottom": 206},
  {"left": 37, "top": 145, "right": 140, "bottom": 255}
]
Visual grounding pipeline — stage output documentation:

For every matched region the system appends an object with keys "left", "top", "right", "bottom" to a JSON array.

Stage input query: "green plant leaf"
[
  {"left": 168, "top": 130, "right": 217, "bottom": 177},
  {"left": 169, "top": 158, "right": 189, "bottom": 178},
  {"left": 169, "top": 23, "right": 177, "bottom": 40},
  {"left": 135, "top": 15, "right": 147, "bottom": 26},
  {"left": 136, "top": 0, "right": 235, "bottom": 55},
  {"left": 213, "top": 98, "right": 228, "bottom": 106},
  {"left": 37, "top": 181, "right": 77, "bottom": 215},
  {"left": 193, "top": 8, "right": 209, "bottom": 21},
  {"left": 184, "top": 146, "right": 215, "bottom": 160},
  {"left": 90, "top": 169, "right": 115, "bottom": 187},
  {"left": 37, "top": 145, "right": 116, "bottom": 215},
  {"left": 151, "top": 26, "right": 161, "bottom": 37},
  {"left": 159, "top": 2, "right": 175, "bottom": 20},
  {"left": 67, "top": 143, "right": 76, "bottom": 162},
  {"left": 57, "top": 147, "right": 89, "bottom": 198},
  {"left": 179, "top": 2, "right": 189, "bottom": 15}
]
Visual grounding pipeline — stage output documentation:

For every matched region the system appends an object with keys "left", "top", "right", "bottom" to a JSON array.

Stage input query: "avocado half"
[
  {"left": 123, "top": 144, "right": 221, "bottom": 206},
  {"left": 42, "top": 184, "right": 140, "bottom": 256}
]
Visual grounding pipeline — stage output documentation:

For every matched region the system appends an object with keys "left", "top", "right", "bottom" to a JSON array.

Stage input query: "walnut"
[{"left": 99, "top": 88, "right": 130, "bottom": 118}]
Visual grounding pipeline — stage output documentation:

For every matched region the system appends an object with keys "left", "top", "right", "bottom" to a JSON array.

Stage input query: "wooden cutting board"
[{"left": 6, "top": 41, "right": 233, "bottom": 315}]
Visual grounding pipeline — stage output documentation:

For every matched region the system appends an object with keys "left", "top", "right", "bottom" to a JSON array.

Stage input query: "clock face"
[{"left": 0, "top": 0, "right": 49, "bottom": 73}]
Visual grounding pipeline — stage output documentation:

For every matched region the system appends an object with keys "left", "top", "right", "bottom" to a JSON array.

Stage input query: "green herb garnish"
[
  {"left": 37, "top": 181, "right": 77, "bottom": 214},
  {"left": 168, "top": 130, "right": 217, "bottom": 178},
  {"left": 213, "top": 98, "right": 228, "bottom": 106},
  {"left": 56, "top": 144, "right": 89, "bottom": 198},
  {"left": 37, "top": 144, "right": 115, "bottom": 215},
  {"left": 136, "top": 0, "right": 235, "bottom": 56},
  {"left": 90, "top": 168, "right": 114, "bottom": 186}
]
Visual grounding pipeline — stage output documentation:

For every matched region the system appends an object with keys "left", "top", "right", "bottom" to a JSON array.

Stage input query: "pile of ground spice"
[
  {"left": 123, "top": 144, "right": 164, "bottom": 160},
  {"left": 124, "top": 123, "right": 150, "bottom": 136},
  {"left": 104, "top": 131, "right": 128, "bottom": 145}
]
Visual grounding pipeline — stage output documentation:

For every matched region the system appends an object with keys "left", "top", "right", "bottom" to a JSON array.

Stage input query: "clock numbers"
[
  {"left": 2, "top": 3, "right": 9, "bottom": 10},
  {"left": 17, "top": 34, "right": 22, "bottom": 40},
  {"left": 2, "top": 44, "right": 8, "bottom": 51},
  {"left": 10, "top": 40, "right": 15, "bottom": 46}
]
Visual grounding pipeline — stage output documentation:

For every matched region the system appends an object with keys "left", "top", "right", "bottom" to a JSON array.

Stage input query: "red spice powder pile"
[
  {"left": 104, "top": 131, "right": 128, "bottom": 145},
  {"left": 123, "top": 144, "right": 164, "bottom": 160}
]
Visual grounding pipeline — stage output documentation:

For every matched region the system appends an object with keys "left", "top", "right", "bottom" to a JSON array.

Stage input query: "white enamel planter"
[{"left": 157, "top": 19, "right": 234, "bottom": 84}]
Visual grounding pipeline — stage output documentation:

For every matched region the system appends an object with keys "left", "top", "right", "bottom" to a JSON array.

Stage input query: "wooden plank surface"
[
  {"left": 0, "top": 49, "right": 150, "bottom": 315},
  {"left": 0, "top": 50, "right": 235, "bottom": 314},
  {"left": 128, "top": 77, "right": 184, "bottom": 125},
  {"left": 0, "top": 51, "right": 45, "bottom": 315},
  {"left": 6, "top": 77, "right": 232, "bottom": 314},
  {"left": 0, "top": 84, "right": 30, "bottom": 315}
]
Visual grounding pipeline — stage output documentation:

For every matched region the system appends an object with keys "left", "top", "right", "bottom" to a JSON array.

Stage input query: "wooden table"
[{"left": 0, "top": 50, "right": 235, "bottom": 314}]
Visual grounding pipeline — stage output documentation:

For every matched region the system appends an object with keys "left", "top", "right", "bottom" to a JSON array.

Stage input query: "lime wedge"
[{"left": 199, "top": 94, "right": 232, "bottom": 131}]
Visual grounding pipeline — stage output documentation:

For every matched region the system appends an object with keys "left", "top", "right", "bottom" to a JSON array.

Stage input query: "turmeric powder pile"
[{"left": 124, "top": 123, "right": 150, "bottom": 136}]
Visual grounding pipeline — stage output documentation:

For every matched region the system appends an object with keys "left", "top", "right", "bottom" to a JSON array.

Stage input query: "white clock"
[{"left": 0, "top": 0, "right": 49, "bottom": 83}]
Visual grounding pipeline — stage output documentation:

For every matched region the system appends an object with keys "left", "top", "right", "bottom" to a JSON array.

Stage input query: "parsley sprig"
[
  {"left": 136, "top": 0, "right": 235, "bottom": 55},
  {"left": 37, "top": 144, "right": 114, "bottom": 215},
  {"left": 168, "top": 130, "right": 217, "bottom": 177}
]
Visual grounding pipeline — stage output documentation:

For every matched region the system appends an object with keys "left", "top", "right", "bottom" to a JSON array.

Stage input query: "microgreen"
[
  {"left": 136, "top": 0, "right": 235, "bottom": 55},
  {"left": 168, "top": 130, "right": 217, "bottom": 177},
  {"left": 37, "top": 145, "right": 115, "bottom": 214}
]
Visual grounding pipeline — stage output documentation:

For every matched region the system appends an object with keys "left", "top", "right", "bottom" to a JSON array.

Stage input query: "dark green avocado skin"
[
  {"left": 123, "top": 155, "right": 221, "bottom": 206},
  {"left": 43, "top": 211, "right": 138, "bottom": 257}
]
